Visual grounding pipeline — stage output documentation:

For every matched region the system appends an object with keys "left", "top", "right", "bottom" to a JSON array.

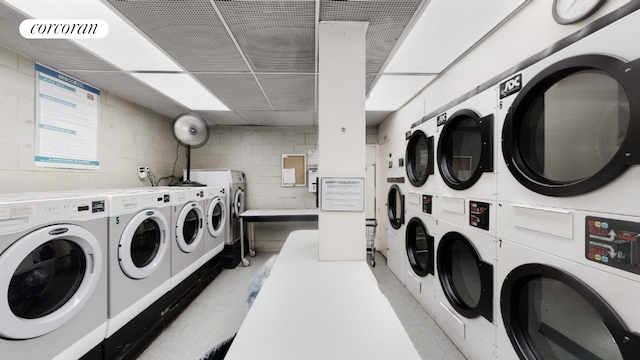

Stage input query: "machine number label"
[{"left": 586, "top": 216, "right": 640, "bottom": 275}]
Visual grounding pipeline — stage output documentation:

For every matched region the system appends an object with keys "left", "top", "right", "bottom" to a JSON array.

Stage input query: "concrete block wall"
[
  {"left": 0, "top": 46, "right": 185, "bottom": 193},
  {"left": 191, "top": 125, "right": 378, "bottom": 251}
]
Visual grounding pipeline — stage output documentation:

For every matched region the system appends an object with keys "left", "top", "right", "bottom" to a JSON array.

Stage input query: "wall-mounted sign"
[
  {"left": 320, "top": 177, "right": 364, "bottom": 212},
  {"left": 35, "top": 63, "right": 100, "bottom": 169}
]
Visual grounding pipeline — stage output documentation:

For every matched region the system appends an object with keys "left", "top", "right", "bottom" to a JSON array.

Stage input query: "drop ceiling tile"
[
  {"left": 197, "top": 110, "right": 251, "bottom": 126},
  {"left": 215, "top": 0, "right": 316, "bottom": 73},
  {"left": 276, "top": 111, "right": 315, "bottom": 126},
  {"left": 257, "top": 74, "right": 315, "bottom": 111},
  {"left": 107, "top": 0, "right": 249, "bottom": 72},
  {"left": 236, "top": 111, "right": 283, "bottom": 126},
  {"left": 195, "top": 73, "right": 271, "bottom": 111}
]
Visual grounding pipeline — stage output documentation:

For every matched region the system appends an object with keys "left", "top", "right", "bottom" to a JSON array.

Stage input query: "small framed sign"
[{"left": 320, "top": 177, "right": 365, "bottom": 212}]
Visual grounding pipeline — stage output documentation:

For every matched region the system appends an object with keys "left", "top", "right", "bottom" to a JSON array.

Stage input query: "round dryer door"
[
  {"left": 501, "top": 264, "right": 639, "bottom": 360},
  {"left": 119, "top": 209, "right": 169, "bottom": 279},
  {"left": 233, "top": 188, "right": 245, "bottom": 216},
  {"left": 437, "top": 232, "right": 493, "bottom": 321},
  {"left": 437, "top": 109, "right": 493, "bottom": 190},
  {"left": 0, "top": 224, "right": 102, "bottom": 339},
  {"left": 405, "top": 217, "right": 434, "bottom": 277},
  {"left": 208, "top": 196, "right": 226, "bottom": 238},
  {"left": 405, "top": 130, "right": 434, "bottom": 187},
  {"left": 502, "top": 54, "right": 640, "bottom": 196},
  {"left": 387, "top": 185, "right": 404, "bottom": 230},
  {"left": 176, "top": 201, "right": 204, "bottom": 253}
]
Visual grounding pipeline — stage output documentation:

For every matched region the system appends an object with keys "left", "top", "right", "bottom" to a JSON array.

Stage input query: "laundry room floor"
[{"left": 137, "top": 252, "right": 466, "bottom": 360}]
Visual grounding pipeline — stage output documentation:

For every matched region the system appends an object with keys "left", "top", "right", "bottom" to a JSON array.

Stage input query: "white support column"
[{"left": 317, "top": 21, "right": 368, "bottom": 261}]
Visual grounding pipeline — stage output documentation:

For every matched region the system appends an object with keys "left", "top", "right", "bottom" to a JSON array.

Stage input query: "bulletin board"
[{"left": 282, "top": 154, "right": 307, "bottom": 186}]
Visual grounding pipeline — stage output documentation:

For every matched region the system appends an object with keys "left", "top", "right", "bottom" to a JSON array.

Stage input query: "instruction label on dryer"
[
  {"left": 586, "top": 216, "right": 640, "bottom": 275},
  {"left": 469, "top": 201, "right": 490, "bottom": 231}
]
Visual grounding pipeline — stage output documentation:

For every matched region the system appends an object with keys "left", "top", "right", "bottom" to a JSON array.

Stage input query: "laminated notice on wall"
[
  {"left": 34, "top": 63, "right": 100, "bottom": 169},
  {"left": 320, "top": 177, "right": 364, "bottom": 212}
]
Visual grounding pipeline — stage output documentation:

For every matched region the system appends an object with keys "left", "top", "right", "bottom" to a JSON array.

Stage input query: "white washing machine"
[
  {"left": 434, "top": 219, "right": 496, "bottom": 360},
  {"left": 105, "top": 187, "right": 172, "bottom": 338},
  {"left": 0, "top": 192, "right": 108, "bottom": 360},
  {"left": 496, "top": 239, "right": 640, "bottom": 360},
  {"left": 201, "top": 186, "right": 227, "bottom": 263},
  {"left": 434, "top": 86, "right": 498, "bottom": 236},
  {"left": 188, "top": 169, "right": 245, "bottom": 246},
  {"left": 165, "top": 187, "right": 206, "bottom": 290},
  {"left": 403, "top": 196, "right": 439, "bottom": 318},
  {"left": 188, "top": 169, "right": 246, "bottom": 268}
]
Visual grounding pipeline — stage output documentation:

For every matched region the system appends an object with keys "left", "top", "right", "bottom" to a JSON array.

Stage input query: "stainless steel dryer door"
[{"left": 0, "top": 224, "right": 102, "bottom": 339}]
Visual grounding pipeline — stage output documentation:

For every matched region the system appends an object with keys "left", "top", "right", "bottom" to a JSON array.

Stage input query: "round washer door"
[
  {"left": 387, "top": 185, "right": 404, "bottom": 230},
  {"left": 233, "top": 188, "right": 245, "bottom": 216},
  {"left": 0, "top": 224, "right": 102, "bottom": 339},
  {"left": 501, "top": 264, "right": 640, "bottom": 360},
  {"left": 405, "top": 130, "right": 435, "bottom": 187},
  {"left": 437, "top": 109, "right": 494, "bottom": 190},
  {"left": 176, "top": 201, "right": 204, "bottom": 253},
  {"left": 207, "top": 196, "right": 226, "bottom": 238},
  {"left": 405, "top": 217, "right": 434, "bottom": 277},
  {"left": 437, "top": 231, "right": 493, "bottom": 321},
  {"left": 502, "top": 54, "right": 640, "bottom": 196},
  {"left": 119, "top": 209, "right": 169, "bottom": 279}
]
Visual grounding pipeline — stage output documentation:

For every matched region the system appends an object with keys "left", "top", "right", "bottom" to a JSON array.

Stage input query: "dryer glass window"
[
  {"left": 211, "top": 203, "right": 223, "bottom": 231},
  {"left": 444, "top": 117, "right": 482, "bottom": 182},
  {"left": 515, "top": 277, "right": 622, "bottom": 360},
  {"left": 387, "top": 186, "right": 402, "bottom": 229},
  {"left": 449, "top": 238, "right": 481, "bottom": 308},
  {"left": 406, "top": 218, "right": 433, "bottom": 277},
  {"left": 406, "top": 131, "right": 432, "bottom": 186},
  {"left": 518, "top": 70, "right": 629, "bottom": 183},
  {"left": 8, "top": 240, "right": 86, "bottom": 319},
  {"left": 131, "top": 219, "right": 161, "bottom": 267},
  {"left": 183, "top": 209, "right": 200, "bottom": 245}
]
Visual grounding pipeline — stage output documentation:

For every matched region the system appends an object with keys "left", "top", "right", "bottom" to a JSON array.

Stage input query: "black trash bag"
[{"left": 199, "top": 334, "right": 236, "bottom": 360}]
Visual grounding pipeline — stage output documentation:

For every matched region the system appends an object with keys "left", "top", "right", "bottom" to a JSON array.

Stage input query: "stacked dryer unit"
[
  {"left": 104, "top": 187, "right": 173, "bottom": 359},
  {"left": 430, "top": 86, "right": 499, "bottom": 360},
  {"left": 495, "top": 8, "right": 640, "bottom": 360},
  {"left": 385, "top": 131, "right": 409, "bottom": 284},
  {"left": 0, "top": 192, "right": 108, "bottom": 360},
  {"left": 403, "top": 114, "right": 440, "bottom": 315},
  {"left": 188, "top": 169, "right": 247, "bottom": 269}
]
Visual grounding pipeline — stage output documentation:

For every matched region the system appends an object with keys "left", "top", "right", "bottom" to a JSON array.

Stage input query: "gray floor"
[{"left": 138, "top": 252, "right": 466, "bottom": 360}]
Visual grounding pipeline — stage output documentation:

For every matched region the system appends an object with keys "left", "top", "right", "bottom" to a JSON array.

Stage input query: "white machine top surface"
[{"left": 224, "top": 230, "right": 421, "bottom": 360}]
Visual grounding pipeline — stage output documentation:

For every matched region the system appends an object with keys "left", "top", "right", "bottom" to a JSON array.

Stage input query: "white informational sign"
[
  {"left": 282, "top": 168, "right": 296, "bottom": 185},
  {"left": 320, "top": 177, "right": 365, "bottom": 212},
  {"left": 308, "top": 168, "right": 318, "bottom": 193},
  {"left": 35, "top": 63, "right": 100, "bottom": 169},
  {"left": 307, "top": 149, "right": 319, "bottom": 166}
]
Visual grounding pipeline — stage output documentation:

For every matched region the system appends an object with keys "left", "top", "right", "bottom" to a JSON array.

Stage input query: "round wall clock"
[{"left": 552, "top": 0, "right": 606, "bottom": 25}]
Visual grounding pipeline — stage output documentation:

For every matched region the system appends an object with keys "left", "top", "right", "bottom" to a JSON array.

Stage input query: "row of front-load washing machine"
[
  {"left": 386, "top": 7, "right": 640, "bottom": 360},
  {"left": 0, "top": 169, "right": 246, "bottom": 360}
]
